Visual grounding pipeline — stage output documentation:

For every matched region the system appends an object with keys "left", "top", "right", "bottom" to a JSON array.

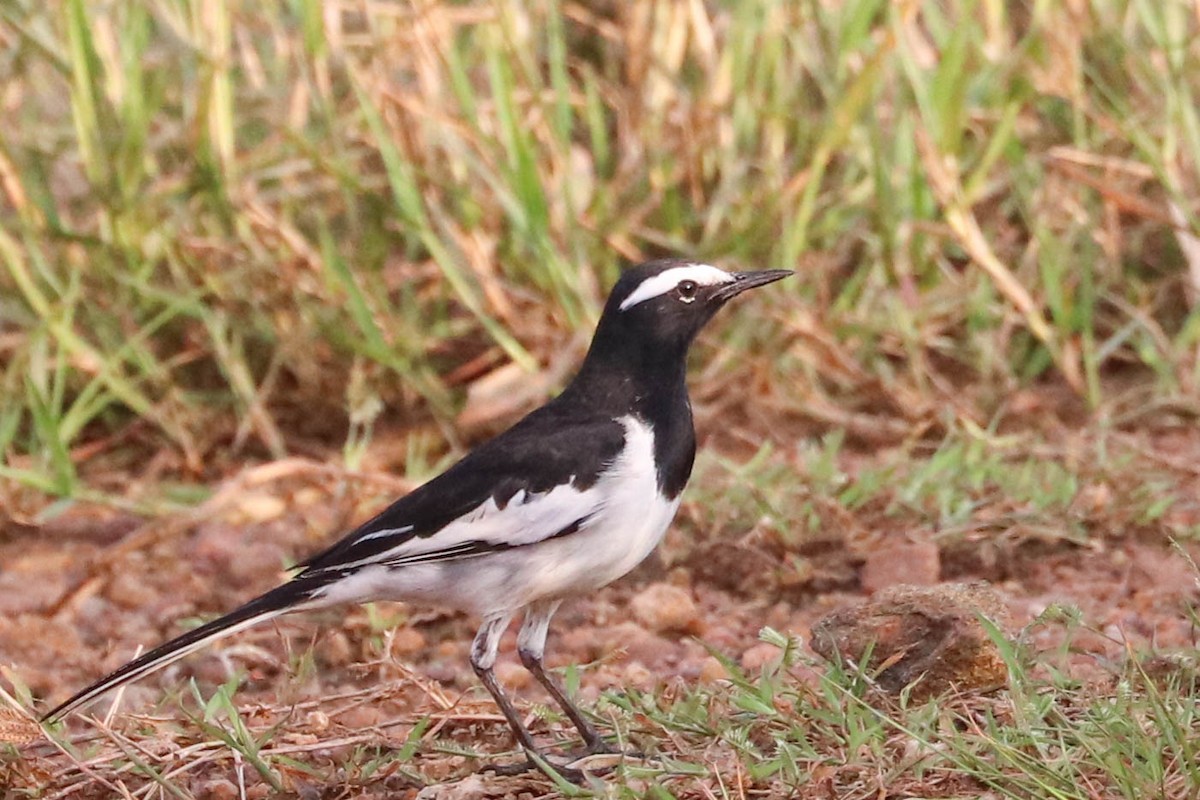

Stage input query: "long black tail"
[{"left": 43, "top": 580, "right": 321, "bottom": 722}]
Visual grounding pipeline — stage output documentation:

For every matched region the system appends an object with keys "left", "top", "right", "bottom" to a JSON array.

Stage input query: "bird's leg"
[
  {"left": 470, "top": 612, "right": 539, "bottom": 754},
  {"left": 518, "top": 601, "right": 618, "bottom": 757},
  {"left": 470, "top": 612, "right": 585, "bottom": 782}
]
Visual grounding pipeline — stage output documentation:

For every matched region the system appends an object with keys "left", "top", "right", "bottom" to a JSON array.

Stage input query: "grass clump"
[
  {"left": 0, "top": 0, "right": 1198, "bottom": 506},
  {"left": 13, "top": 629, "right": 1200, "bottom": 798},
  {"left": 602, "top": 629, "right": 1200, "bottom": 799}
]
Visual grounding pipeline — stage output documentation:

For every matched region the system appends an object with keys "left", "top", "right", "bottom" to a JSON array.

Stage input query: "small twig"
[{"left": 103, "top": 646, "right": 143, "bottom": 729}]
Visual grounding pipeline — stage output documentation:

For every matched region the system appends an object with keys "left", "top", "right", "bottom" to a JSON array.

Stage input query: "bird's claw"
[
  {"left": 483, "top": 757, "right": 587, "bottom": 783},
  {"left": 567, "top": 737, "right": 642, "bottom": 760}
]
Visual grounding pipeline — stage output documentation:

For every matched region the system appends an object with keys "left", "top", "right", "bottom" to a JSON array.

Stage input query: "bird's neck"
[
  {"left": 560, "top": 332, "right": 698, "bottom": 499},
  {"left": 565, "top": 334, "right": 691, "bottom": 418}
]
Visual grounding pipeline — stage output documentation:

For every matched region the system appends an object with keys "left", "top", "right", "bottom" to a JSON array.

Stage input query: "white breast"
[
  {"left": 458, "top": 414, "right": 680, "bottom": 610},
  {"left": 542, "top": 415, "right": 680, "bottom": 592}
]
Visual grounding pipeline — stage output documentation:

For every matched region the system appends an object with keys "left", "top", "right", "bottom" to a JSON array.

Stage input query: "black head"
[
  {"left": 570, "top": 259, "right": 792, "bottom": 395},
  {"left": 560, "top": 259, "right": 790, "bottom": 421},
  {"left": 601, "top": 259, "right": 793, "bottom": 353}
]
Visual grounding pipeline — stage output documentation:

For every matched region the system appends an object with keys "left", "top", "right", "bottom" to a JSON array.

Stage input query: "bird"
[{"left": 44, "top": 259, "right": 792, "bottom": 777}]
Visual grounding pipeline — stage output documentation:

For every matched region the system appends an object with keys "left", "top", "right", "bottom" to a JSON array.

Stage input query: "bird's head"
[{"left": 600, "top": 260, "right": 793, "bottom": 354}]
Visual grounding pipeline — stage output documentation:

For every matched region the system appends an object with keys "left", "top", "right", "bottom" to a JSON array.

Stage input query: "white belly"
[{"left": 316, "top": 416, "right": 681, "bottom": 615}]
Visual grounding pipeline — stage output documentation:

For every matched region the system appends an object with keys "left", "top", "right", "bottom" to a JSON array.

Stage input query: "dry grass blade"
[
  {"left": 913, "top": 127, "right": 1075, "bottom": 389},
  {"left": 0, "top": 708, "right": 40, "bottom": 747},
  {"left": 1168, "top": 200, "right": 1200, "bottom": 307},
  {"left": 1, "top": 678, "right": 134, "bottom": 798}
]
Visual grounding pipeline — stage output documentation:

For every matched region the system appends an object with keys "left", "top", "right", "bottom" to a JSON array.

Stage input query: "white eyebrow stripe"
[{"left": 619, "top": 264, "right": 734, "bottom": 311}]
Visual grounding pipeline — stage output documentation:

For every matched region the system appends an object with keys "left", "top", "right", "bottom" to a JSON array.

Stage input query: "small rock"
[
  {"left": 335, "top": 704, "right": 387, "bottom": 730},
  {"left": 861, "top": 538, "right": 940, "bottom": 594},
  {"left": 600, "top": 621, "right": 673, "bottom": 665},
  {"left": 494, "top": 660, "right": 532, "bottom": 690},
  {"left": 629, "top": 583, "right": 700, "bottom": 634},
  {"left": 698, "top": 655, "right": 730, "bottom": 684},
  {"left": 423, "top": 661, "right": 461, "bottom": 684},
  {"left": 194, "top": 778, "right": 239, "bottom": 800},
  {"left": 417, "top": 774, "right": 487, "bottom": 800},
  {"left": 623, "top": 661, "right": 654, "bottom": 689},
  {"left": 318, "top": 630, "right": 353, "bottom": 667},
  {"left": 741, "top": 642, "right": 782, "bottom": 673},
  {"left": 810, "top": 582, "right": 1012, "bottom": 702},
  {"left": 389, "top": 627, "right": 428, "bottom": 656},
  {"left": 305, "top": 710, "right": 331, "bottom": 733}
]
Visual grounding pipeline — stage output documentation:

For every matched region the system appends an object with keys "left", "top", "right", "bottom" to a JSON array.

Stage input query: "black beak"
[{"left": 713, "top": 269, "right": 794, "bottom": 302}]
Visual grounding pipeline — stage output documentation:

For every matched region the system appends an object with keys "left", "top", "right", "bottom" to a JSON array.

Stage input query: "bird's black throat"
[{"left": 558, "top": 320, "right": 698, "bottom": 500}]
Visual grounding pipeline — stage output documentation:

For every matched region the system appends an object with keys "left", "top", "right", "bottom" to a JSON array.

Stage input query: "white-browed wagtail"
[{"left": 44, "top": 260, "right": 792, "bottom": 775}]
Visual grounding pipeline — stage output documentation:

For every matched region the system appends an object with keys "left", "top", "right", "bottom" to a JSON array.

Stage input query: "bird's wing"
[
  {"left": 296, "top": 412, "right": 628, "bottom": 577},
  {"left": 43, "top": 413, "right": 628, "bottom": 722}
]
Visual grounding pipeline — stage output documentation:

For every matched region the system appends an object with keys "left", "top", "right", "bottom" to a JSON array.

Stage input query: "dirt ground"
[{"left": 2, "top": 415, "right": 1200, "bottom": 797}]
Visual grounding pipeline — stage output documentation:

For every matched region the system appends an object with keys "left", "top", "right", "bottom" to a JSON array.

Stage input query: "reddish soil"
[{"left": 2, "top": 422, "right": 1199, "bottom": 797}]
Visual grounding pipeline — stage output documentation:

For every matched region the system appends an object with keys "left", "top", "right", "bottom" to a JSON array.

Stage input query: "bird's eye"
[{"left": 677, "top": 280, "right": 699, "bottom": 302}]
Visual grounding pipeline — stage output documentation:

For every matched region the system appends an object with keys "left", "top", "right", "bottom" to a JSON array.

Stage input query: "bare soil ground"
[{"left": 2, "top": 405, "right": 1200, "bottom": 798}]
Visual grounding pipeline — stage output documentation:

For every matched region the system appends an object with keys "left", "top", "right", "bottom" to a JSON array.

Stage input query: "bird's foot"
[
  {"left": 483, "top": 756, "right": 587, "bottom": 784},
  {"left": 480, "top": 737, "right": 639, "bottom": 782},
  {"left": 565, "top": 737, "right": 642, "bottom": 760}
]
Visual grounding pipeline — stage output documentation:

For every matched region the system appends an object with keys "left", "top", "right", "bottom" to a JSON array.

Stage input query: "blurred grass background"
[
  {"left": 1, "top": 0, "right": 1198, "bottom": 508},
  {"left": 4, "top": 5, "right": 1200, "bottom": 793}
]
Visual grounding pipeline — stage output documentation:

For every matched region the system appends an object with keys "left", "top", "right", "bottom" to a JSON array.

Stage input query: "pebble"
[
  {"left": 318, "top": 630, "right": 353, "bottom": 667},
  {"left": 194, "top": 778, "right": 238, "bottom": 800},
  {"left": 417, "top": 774, "right": 487, "bottom": 800},
  {"left": 494, "top": 660, "right": 532, "bottom": 690},
  {"left": 629, "top": 583, "right": 701, "bottom": 634},
  {"left": 698, "top": 655, "right": 731, "bottom": 683},
  {"left": 389, "top": 627, "right": 428, "bottom": 656},
  {"left": 305, "top": 710, "right": 330, "bottom": 733},
  {"left": 622, "top": 662, "right": 654, "bottom": 689},
  {"left": 810, "top": 582, "right": 1011, "bottom": 701},
  {"left": 600, "top": 621, "right": 672, "bottom": 665},
  {"left": 740, "top": 642, "right": 782, "bottom": 672}
]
